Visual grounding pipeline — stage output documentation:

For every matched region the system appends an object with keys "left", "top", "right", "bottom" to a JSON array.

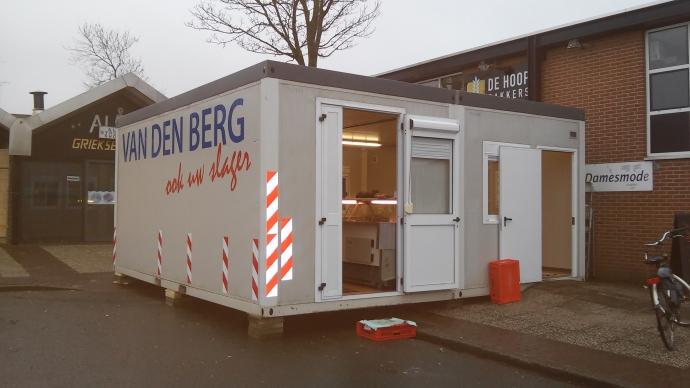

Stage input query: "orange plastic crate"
[
  {"left": 489, "top": 259, "right": 521, "bottom": 304},
  {"left": 356, "top": 321, "right": 416, "bottom": 341}
]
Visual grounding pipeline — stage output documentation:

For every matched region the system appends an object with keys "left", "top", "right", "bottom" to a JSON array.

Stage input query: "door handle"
[
  {"left": 318, "top": 217, "right": 326, "bottom": 225},
  {"left": 503, "top": 216, "right": 513, "bottom": 227},
  {"left": 453, "top": 217, "right": 461, "bottom": 222}
]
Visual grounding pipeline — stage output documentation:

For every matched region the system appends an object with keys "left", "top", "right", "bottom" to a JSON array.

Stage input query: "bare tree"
[
  {"left": 69, "top": 23, "right": 146, "bottom": 87},
  {"left": 187, "top": 0, "right": 381, "bottom": 67}
]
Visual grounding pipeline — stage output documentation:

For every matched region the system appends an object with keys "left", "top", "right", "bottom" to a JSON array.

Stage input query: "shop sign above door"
[
  {"left": 585, "top": 161, "right": 653, "bottom": 192},
  {"left": 70, "top": 111, "right": 122, "bottom": 152}
]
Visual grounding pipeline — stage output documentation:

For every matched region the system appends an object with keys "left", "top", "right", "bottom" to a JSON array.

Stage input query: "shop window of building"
[
  {"left": 32, "top": 179, "right": 59, "bottom": 208},
  {"left": 439, "top": 73, "right": 464, "bottom": 90},
  {"left": 418, "top": 79, "right": 440, "bottom": 88},
  {"left": 647, "top": 24, "right": 690, "bottom": 157}
]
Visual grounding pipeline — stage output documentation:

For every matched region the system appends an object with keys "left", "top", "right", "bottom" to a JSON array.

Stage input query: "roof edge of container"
[
  {"left": 116, "top": 61, "right": 270, "bottom": 127},
  {"left": 116, "top": 60, "right": 583, "bottom": 127}
]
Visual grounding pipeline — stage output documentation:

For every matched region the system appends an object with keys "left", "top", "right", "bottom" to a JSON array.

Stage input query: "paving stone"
[
  {"left": 41, "top": 245, "right": 112, "bottom": 274},
  {"left": 0, "top": 247, "right": 29, "bottom": 278},
  {"left": 432, "top": 280, "right": 690, "bottom": 370}
]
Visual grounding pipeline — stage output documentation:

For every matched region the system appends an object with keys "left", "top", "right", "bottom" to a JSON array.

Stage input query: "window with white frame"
[
  {"left": 647, "top": 24, "right": 690, "bottom": 157},
  {"left": 418, "top": 79, "right": 440, "bottom": 88}
]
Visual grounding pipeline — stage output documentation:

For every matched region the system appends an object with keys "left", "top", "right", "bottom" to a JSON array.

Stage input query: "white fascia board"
[
  {"left": 0, "top": 107, "right": 15, "bottom": 130},
  {"left": 121, "top": 73, "right": 166, "bottom": 103},
  {"left": 25, "top": 73, "right": 166, "bottom": 130}
]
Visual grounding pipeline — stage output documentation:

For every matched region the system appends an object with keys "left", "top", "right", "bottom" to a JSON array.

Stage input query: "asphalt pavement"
[{"left": 0, "top": 271, "right": 581, "bottom": 388}]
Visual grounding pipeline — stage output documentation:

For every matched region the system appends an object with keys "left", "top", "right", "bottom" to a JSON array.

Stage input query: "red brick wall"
[{"left": 542, "top": 29, "right": 690, "bottom": 281}]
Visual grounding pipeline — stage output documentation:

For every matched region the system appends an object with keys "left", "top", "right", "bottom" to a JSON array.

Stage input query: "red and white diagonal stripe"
[
  {"left": 112, "top": 227, "right": 117, "bottom": 265},
  {"left": 221, "top": 236, "right": 229, "bottom": 295},
  {"left": 266, "top": 171, "right": 279, "bottom": 235},
  {"left": 156, "top": 230, "right": 163, "bottom": 277},
  {"left": 265, "top": 170, "right": 280, "bottom": 298},
  {"left": 280, "top": 218, "right": 293, "bottom": 281},
  {"left": 251, "top": 239, "right": 259, "bottom": 301},
  {"left": 186, "top": 233, "right": 193, "bottom": 284},
  {"left": 265, "top": 233, "right": 279, "bottom": 297}
]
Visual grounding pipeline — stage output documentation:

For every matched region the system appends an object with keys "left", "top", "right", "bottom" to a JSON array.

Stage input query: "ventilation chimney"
[{"left": 30, "top": 91, "right": 47, "bottom": 115}]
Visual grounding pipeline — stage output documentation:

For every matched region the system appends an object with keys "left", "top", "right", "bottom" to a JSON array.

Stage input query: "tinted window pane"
[
  {"left": 649, "top": 26, "right": 689, "bottom": 70},
  {"left": 418, "top": 79, "right": 440, "bottom": 88},
  {"left": 411, "top": 157, "right": 450, "bottom": 214},
  {"left": 650, "top": 112, "right": 690, "bottom": 153},
  {"left": 487, "top": 159, "right": 499, "bottom": 216},
  {"left": 440, "top": 74, "right": 463, "bottom": 91},
  {"left": 32, "top": 180, "right": 59, "bottom": 208},
  {"left": 650, "top": 69, "right": 690, "bottom": 111}
]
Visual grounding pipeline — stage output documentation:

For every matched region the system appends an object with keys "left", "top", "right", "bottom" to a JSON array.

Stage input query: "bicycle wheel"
[
  {"left": 654, "top": 283, "right": 676, "bottom": 351},
  {"left": 675, "top": 278, "right": 690, "bottom": 327}
]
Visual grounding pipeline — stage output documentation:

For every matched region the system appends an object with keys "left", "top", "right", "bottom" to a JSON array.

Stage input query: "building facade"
[
  {"left": 0, "top": 109, "right": 13, "bottom": 240},
  {"left": 5, "top": 74, "right": 165, "bottom": 243},
  {"left": 379, "top": 0, "right": 690, "bottom": 281}
]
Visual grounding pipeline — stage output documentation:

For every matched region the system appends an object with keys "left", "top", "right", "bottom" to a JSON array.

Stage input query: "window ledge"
[{"left": 645, "top": 153, "right": 690, "bottom": 161}]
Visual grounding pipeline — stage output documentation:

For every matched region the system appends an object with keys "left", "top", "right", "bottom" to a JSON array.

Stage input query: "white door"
[
  {"left": 403, "top": 115, "right": 461, "bottom": 292},
  {"left": 499, "top": 147, "right": 542, "bottom": 283},
  {"left": 318, "top": 105, "right": 343, "bottom": 299}
]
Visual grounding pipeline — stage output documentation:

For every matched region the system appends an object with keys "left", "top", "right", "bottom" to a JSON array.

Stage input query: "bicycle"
[{"left": 643, "top": 227, "right": 690, "bottom": 350}]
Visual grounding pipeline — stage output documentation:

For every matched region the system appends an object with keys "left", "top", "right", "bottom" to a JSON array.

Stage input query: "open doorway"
[
  {"left": 541, "top": 150, "right": 573, "bottom": 279},
  {"left": 341, "top": 108, "right": 398, "bottom": 295}
]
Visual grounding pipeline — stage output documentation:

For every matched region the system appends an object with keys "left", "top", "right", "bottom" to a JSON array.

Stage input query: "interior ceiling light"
[
  {"left": 342, "top": 132, "right": 381, "bottom": 147},
  {"left": 371, "top": 199, "right": 397, "bottom": 205},
  {"left": 342, "top": 140, "right": 381, "bottom": 147},
  {"left": 342, "top": 199, "right": 358, "bottom": 205}
]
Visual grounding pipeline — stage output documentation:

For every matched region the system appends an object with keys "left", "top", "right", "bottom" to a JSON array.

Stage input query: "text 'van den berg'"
[{"left": 121, "top": 98, "right": 245, "bottom": 162}]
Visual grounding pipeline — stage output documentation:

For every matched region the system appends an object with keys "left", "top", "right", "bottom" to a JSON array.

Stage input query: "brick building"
[{"left": 378, "top": 1, "right": 690, "bottom": 281}]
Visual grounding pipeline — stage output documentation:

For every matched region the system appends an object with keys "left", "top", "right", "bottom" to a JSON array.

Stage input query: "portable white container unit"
[{"left": 115, "top": 61, "right": 585, "bottom": 320}]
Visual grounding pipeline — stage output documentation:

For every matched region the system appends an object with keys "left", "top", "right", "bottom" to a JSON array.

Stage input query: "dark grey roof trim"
[
  {"left": 380, "top": 40, "right": 527, "bottom": 84},
  {"left": 537, "top": 0, "right": 690, "bottom": 47},
  {"left": 457, "top": 90, "right": 583, "bottom": 121},
  {"left": 117, "top": 60, "right": 583, "bottom": 127},
  {"left": 379, "top": 0, "right": 690, "bottom": 82}
]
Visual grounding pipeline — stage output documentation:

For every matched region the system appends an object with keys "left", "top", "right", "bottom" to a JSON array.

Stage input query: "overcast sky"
[{"left": 0, "top": 0, "right": 667, "bottom": 114}]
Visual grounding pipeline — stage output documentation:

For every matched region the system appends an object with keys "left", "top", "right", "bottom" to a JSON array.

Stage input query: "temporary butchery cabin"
[{"left": 115, "top": 61, "right": 584, "bottom": 327}]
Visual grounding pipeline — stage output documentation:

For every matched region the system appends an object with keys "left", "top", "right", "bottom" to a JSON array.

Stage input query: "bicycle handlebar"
[{"left": 645, "top": 227, "right": 688, "bottom": 246}]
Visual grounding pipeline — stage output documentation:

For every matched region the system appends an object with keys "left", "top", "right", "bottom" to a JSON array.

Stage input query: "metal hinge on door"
[
  {"left": 318, "top": 282, "right": 327, "bottom": 291},
  {"left": 572, "top": 217, "right": 575, "bottom": 225},
  {"left": 319, "top": 113, "right": 327, "bottom": 122}
]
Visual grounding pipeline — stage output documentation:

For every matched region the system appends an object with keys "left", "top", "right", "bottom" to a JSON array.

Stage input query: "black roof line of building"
[
  {"left": 116, "top": 60, "right": 584, "bottom": 128},
  {"left": 377, "top": 0, "right": 690, "bottom": 82}
]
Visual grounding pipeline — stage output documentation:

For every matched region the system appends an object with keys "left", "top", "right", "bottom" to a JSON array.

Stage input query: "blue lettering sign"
[
  {"left": 189, "top": 112, "right": 200, "bottom": 151},
  {"left": 152, "top": 124, "right": 162, "bottom": 158}
]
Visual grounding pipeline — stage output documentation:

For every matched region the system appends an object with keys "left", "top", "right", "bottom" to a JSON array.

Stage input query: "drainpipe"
[{"left": 527, "top": 36, "right": 541, "bottom": 102}]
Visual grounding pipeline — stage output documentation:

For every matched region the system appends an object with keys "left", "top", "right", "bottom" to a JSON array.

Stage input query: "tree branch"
[{"left": 187, "top": 0, "right": 380, "bottom": 67}]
